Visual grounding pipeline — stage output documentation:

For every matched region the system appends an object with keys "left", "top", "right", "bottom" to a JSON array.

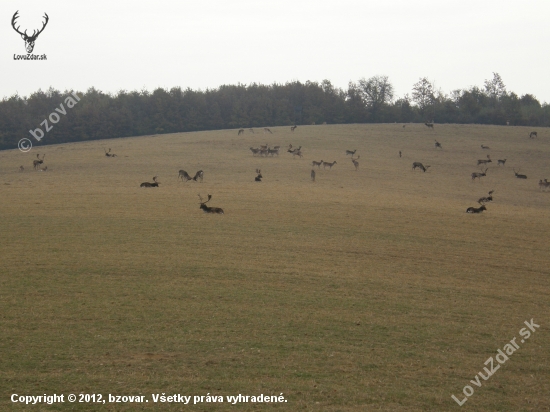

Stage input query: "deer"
[
  {"left": 311, "top": 160, "right": 323, "bottom": 169},
  {"left": 471, "top": 168, "right": 488, "bottom": 181},
  {"left": 292, "top": 150, "right": 303, "bottom": 158},
  {"left": 291, "top": 125, "right": 297, "bottom": 132},
  {"left": 250, "top": 147, "right": 260, "bottom": 156},
  {"left": 104, "top": 148, "right": 117, "bottom": 157},
  {"left": 513, "top": 168, "right": 527, "bottom": 179},
  {"left": 538, "top": 180, "right": 549, "bottom": 191},
  {"left": 267, "top": 148, "right": 279, "bottom": 156},
  {"left": 478, "top": 190, "right": 494, "bottom": 204},
  {"left": 263, "top": 128, "right": 273, "bottom": 134},
  {"left": 248, "top": 128, "right": 254, "bottom": 134},
  {"left": 288, "top": 146, "right": 301, "bottom": 154},
  {"left": 238, "top": 128, "right": 245, "bottom": 135},
  {"left": 497, "top": 159, "right": 507, "bottom": 166},
  {"left": 19, "top": 165, "right": 24, "bottom": 172},
  {"left": 351, "top": 156, "right": 359, "bottom": 171},
  {"left": 311, "top": 169, "right": 315, "bottom": 182},
  {"left": 477, "top": 155, "right": 492, "bottom": 166},
  {"left": 255, "top": 169, "right": 262, "bottom": 182},
  {"left": 466, "top": 205, "right": 487, "bottom": 213},
  {"left": 425, "top": 122, "right": 434, "bottom": 129},
  {"left": 11, "top": 11, "right": 49, "bottom": 54},
  {"left": 198, "top": 194, "right": 224, "bottom": 214},
  {"left": 179, "top": 170, "right": 192, "bottom": 181},
  {"left": 39, "top": 165, "right": 48, "bottom": 172},
  {"left": 322, "top": 161, "right": 337, "bottom": 169},
  {"left": 529, "top": 131, "right": 537, "bottom": 139},
  {"left": 399, "top": 150, "right": 402, "bottom": 158},
  {"left": 481, "top": 144, "right": 490, "bottom": 150},
  {"left": 412, "top": 162, "right": 430, "bottom": 172},
  {"left": 33, "top": 154, "right": 45, "bottom": 170},
  {"left": 345, "top": 149, "right": 357, "bottom": 156},
  {"left": 434, "top": 140, "right": 442, "bottom": 149},
  {"left": 140, "top": 176, "right": 160, "bottom": 187},
  {"left": 192, "top": 170, "right": 204, "bottom": 182}
]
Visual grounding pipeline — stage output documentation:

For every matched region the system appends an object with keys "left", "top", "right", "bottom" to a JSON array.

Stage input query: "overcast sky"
[{"left": 2, "top": 0, "right": 549, "bottom": 103}]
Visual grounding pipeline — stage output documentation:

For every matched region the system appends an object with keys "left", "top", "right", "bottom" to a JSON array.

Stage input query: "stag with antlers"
[
  {"left": 192, "top": 170, "right": 204, "bottom": 182},
  {"left": 104, "top": 148, "right": 117, "bottom": 157},
  {"left": 412, "top": 162, "right": 430, "bottom": 172},
  {"left": 12, "top": 11, "right": 49, "bottom": 54},
  {"left": 477, "top": 155, "right": 492, "bottom": 166},
  {"left": 513, "top": 168, "right": 527, "bottom": 179},
  {"left": 140, "top": 176, "right": 160, "bottom": 187},
  {"left": 198, "top": 194, "right": 224, "bottom": 214},
  {"left": 178, "top": 170, "right": 192, "bottom": 181},
  {"left": 33, "top": 154, "right": 45, "bottom": 170},
  {"left": 471, "top": 168, "right": 488, "bottom": 181}
]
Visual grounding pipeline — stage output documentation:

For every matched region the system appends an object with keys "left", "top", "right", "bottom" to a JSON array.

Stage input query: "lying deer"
[{"left": 198, "top": 194, "right": 224, "bottom": 214}]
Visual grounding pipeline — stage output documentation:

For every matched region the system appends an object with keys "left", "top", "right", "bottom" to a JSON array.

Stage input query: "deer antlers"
[{"left": 12, "top": 11, "right": 49, "bottom": 53}]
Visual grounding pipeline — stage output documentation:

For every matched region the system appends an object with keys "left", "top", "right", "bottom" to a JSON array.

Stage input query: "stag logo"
[{"left": 11, "top": 11, "right": 49, "bottom": 54}]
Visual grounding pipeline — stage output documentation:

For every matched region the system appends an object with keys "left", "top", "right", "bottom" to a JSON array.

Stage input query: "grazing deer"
[
  {"left": 178, "top": 170, "right": 192, "bottom": 181},
  {"left": 351, "top": 155, "right": 359, "bottom": 171},
  {"left": 33, "top": 153, "right": 45, "bottom": 170},
  {"left": 425, "top": 122, "right": 434, "bottom": 129},
  {"left": 412, "top": 162, "right": 430, "bottom": 172},
  {"left": 466, "top": 205, "right": 487, "bottom": 213},
  {"left": 141, "top": 176, "right": 160, "bottom": 187},
  {"left": 238, "top": 129, "right": 245, "bottom": 135},
  {"left": 513, "top": 168, "right": 527, "bottom": 179},
  {"left": 322, "top": 160, "right": 337, "bottom": 169},
  {"left": 477, "top": 155, "right": 492, "bottom": 166},
  {"left": 263, "top": 128, "right": 272, "bottom": 134},
  {"left": 345, "top": 149, "right": 357, "bottom": 156},
  {"left": 250, "top": 147, "right": 260, "bottom": 156},
  {"left": 19, "top": 165, "right": 24, "bottom": 172},
  {"left": 104, "top": 148, "right": 117, "bottom": 157},
  {"left": 471, "top": 168, "right": 488, "bottom": 181},
  {"left": 192, "top": 170, "right": 204, "bottom": 182},
  {"left": 291, "top": 125, "right": 297, "bottom": 132},
  {"left": 255, "top": 169, "right": 262, "bottom": 182},
  {"left": 312, "top": 160, "right": 323, "bottom": 168},
  {"left": 481, "top": 145, "right": 490, "bottom": 150},
  {"left": 434, "top": 140, "right": 442, "bottom": 149},
  {"left": 529, "top": 131, "right": 537, "bottom": 139},
  {"left": 311, "top": 169, "right": 315, "bottom": 182},
  {"left": 198, "top": 194, "right": 224, "bottom": 214},
  {"left": 497, "top": 159, "right": 507, "bottom": 166}
]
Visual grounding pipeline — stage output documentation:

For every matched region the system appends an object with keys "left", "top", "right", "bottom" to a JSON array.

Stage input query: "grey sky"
[{"left": 2, "top": 0, "right": 549, "bottom": 103}]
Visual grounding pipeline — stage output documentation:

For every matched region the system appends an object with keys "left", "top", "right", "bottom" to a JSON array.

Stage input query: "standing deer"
[
  {"left": 140, "top": 176, "right": 160, "bottom": 187},
  {"left": 412, "top": 162, "right": 430, "bottom": 172},
  {"left": 477, "top": 155, "right": 492, "bottom": 166},
  {"left": 311, "top": 160, "right": 323, "bottom": 169},
  {"left": 33, "top": 154, "right": 45, "bottom": 170},
  {"left": 466, "top": 205, "right": 487, "bottom": 213},
  {"left": 39, "top": 166, "right": 48, "bottom": 172},
  {"left": 351, "top": 156, "right": 359, "bottom": 171},
  {"left": 178, "top": 170, "right": 192, "bottom": 181},
  {"left": 345, "top": 149, "right": 357, "bottom": 156},
  {"left": 497, "top": 159, "right": 507, "bottom": 166},
  {"left": 311, "top": 169, "right": 315, "bottom": 182},
  {"left": 198, "top": 194, "right": 224, "bottom": 214},
  {"left": 434, "top": 140, "right": 442, "bottom": 149},
  {"left": 238, "top": 129, "right": 245, "bottom": 135},
  {"left": 19, "top": 166, "right": 24, "bottom": 172},
  {"left": 529, "top": 131, "right": 537, "bottom": 139},
  {"left": 513, "top": 168, "right": 527, "bottom": 179},
  {"left": 192, "top": 170, "right": 204, "bottom": 182},
  {"left": 425, "top": 122, "right": 434, "bottom": 129},
  {"left": 471, "top": 168, "right": 488, "bottom": 181},
  {"left": 322, "top": 161, "right": 337, "bottom": 169},
  {"left": 291, "top": 125, "right": 297, "bottom": 132}
]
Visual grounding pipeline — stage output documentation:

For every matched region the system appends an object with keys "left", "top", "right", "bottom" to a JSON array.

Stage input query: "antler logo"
[{"left": 11, "top": 11, "right": 49, "bottom": 54}]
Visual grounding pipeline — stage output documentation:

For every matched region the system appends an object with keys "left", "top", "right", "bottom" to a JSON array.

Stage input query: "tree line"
[{"left": 1, "top": 73, "right": 548, "bottom": 150}]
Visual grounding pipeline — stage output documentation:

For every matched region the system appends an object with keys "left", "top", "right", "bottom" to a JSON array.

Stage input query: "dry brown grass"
[{"left": 0, "top": 123, "right": 549, "bottom": 411}]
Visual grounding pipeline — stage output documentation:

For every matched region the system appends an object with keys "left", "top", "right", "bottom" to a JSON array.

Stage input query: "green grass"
[{"left": 0, "top": 123, "right": 549, "bottom": 411}]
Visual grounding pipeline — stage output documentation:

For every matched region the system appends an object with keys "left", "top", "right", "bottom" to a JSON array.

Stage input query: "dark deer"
[
  {"left": 345, "top": 149, "right": 357, "bottom": 156},
  {"left": 178, "top": 170, "right": 192, "bottom": 181},
  {"left": 481, "top": 145, "right": 490, "bottom": 150},
  {"left": 477, "top": 155, "right": 492, "bottom": 166},
  {"left": 250, "top": 147, "right": 260, "bottom": 156},
  {"left": 399, "top": 150, "right": 402, "bottom": 158},
  {"left": 104, "top": 148, "right": 117, "bottom": 157},
  {"left": 238, "top": 128, "right": 245, "bottom": 135},
  {"left": 513, "top": 168, "right": 527, "bottom": 179},
  {"left": 497, "top": 159, "right": 507, "bottom": 166},
  {"left": 434, "top": 140, "right": 442, "bottom": 149},
  {"left": 412, "top": 162, "right": 430, "bottom": 172},
  {"left": 529, "top": 131, "right": 537, "bottom": 139},
  {"left": 19, "top": 165, "right": 24, "bottom": 172},
  {"left": 322, "top": 160, "right": 337, "bottom": 169},
  {"left": 291, "top": 125, "right": 297, "bottom": 132},
  {"left": 140, "top": 176, "right": 160, "bottom": 187},
  {"left": 471, "top": 168, "right": 488, "bottom": 181},
  {"left": 351, "top": 156, "right": 359, "bottom": 171},
  {"left": 466, "top": 205, "right": 487, "bottom": 213},
  {"left": 425, "top": 122, "right": 434, "bottom": 129},
  {"left": 538, "top": 179, "right": 550, "bottom": 191},
  {"left": 255, "top": 169, "right": 262, "bottom": 182},
  {"left": 478, "top": 189, "right": 494, "bottom": 204},
  {"left": 311, "top": 169, "right": 315, "bottom": 182},
  {"left": 311, "top": 160, "right": 323, "bottom": 169},
  {"left": 192, "top": 170, "right": 204, "bottom": 182},
  {"left": 11, "top": 11, "right": 49, "bottom": 54},
  {"left": 198, "top": 194, "right": 224, "bottom": 214},
  {"left": 33, "top": 154, "right": 45, "bottom": 170}
]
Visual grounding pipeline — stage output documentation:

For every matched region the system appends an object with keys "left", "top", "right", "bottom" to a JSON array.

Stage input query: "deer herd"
[{"left": 13, "top": 125, "right": 548, "bottom": 216}]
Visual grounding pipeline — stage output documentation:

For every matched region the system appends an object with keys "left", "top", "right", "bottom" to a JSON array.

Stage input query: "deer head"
[{"left": 12, "top": 11, "right": 49, "bottom": 54}]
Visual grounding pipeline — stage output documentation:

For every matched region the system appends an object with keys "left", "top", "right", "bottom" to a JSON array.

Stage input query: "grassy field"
[{"left": 1, "top": 123, "right": 549, "bottom": 411}]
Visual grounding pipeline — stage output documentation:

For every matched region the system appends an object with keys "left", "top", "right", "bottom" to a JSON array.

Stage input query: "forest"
[{"left": 1, "top": 73, "right": 548, "bottom": 150}]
